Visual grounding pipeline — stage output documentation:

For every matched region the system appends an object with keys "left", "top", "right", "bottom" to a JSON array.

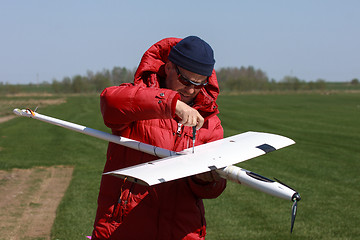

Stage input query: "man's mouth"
[
  {"left": 179, "top": 93, "right": 193, "bottom": 104},
  {"left": 180, "top": 93, "right": 190, "bottom": 98}
]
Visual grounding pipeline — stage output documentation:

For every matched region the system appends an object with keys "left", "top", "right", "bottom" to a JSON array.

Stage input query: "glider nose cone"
[{"left": 292, "top": 192, "right": 301, "bottom": 202}]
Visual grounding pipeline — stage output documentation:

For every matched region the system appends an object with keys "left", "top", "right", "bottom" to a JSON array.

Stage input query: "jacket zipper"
[
  {"left": 176, "top": 123, "right": 182, "bottom": 137},
  {"left": 174, "top": 123, "right": 197, "bottom": 150}
]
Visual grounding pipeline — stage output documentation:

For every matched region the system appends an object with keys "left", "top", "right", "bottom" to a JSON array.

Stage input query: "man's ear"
[{"left": 164, "top": 61, "right": 172, "bottom": 75}]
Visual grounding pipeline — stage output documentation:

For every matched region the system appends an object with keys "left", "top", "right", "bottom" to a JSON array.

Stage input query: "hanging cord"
[{"left": 113, "top": 177, "right": 128, "bottom": 219}]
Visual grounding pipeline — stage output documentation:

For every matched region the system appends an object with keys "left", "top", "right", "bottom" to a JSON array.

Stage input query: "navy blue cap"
[{"left": 168, "top": 36, "right": 215, "bottom": 76}]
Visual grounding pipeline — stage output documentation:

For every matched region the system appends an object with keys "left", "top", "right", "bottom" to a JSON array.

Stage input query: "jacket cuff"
[{"left": 171, "top": 93, "right": 181, "bottom": 118}]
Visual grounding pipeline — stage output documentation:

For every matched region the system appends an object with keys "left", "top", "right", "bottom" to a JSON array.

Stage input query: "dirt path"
[
  {"left": 0, "top": 166, "right": 74, "bottom": 240},
  {"left": 0, "top": 115, "right": 15, "bottom": 124}
]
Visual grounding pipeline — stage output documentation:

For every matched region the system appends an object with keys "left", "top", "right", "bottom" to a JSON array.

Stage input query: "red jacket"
[{"left": 92, "top": 38, "right": 226, "bottom": 240}]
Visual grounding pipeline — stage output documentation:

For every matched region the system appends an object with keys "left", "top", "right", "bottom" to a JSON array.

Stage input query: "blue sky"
[{"left": 1, "top": 0, "right": 359, "bottom": 84}]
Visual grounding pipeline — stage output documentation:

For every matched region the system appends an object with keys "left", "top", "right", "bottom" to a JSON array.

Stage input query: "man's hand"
[
  {"left": 193, "top": 171, "right": 221, "bottom": 184},
  {"left": 175, "top": 100, "right": 204, "bottom": 130}
]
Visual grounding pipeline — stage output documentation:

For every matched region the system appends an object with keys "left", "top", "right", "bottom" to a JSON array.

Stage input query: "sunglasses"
[{"left": 175, "top": 65, "right": 208, "bottom": 89}]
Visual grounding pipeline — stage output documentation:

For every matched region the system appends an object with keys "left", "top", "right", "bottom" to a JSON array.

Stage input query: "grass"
[
  {"left": 205, "top": 93, "right": 360, "bottom": 239},
  {"left": 0, "top": 92, "right": 359, "bottom": 239}
]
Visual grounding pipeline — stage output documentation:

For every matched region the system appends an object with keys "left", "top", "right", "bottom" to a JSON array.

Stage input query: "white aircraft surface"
[{"left": 13, "top": 108, "right": 301, "bottom": 233}]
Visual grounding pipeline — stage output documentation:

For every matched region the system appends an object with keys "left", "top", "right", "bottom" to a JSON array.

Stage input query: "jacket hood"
[{"left": 134, "top": 37, "right": 220, "bottom": 118}]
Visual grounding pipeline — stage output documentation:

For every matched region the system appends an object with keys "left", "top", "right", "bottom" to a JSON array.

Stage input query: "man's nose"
[{"left": 184, "top": 85, "right": 196, "bottom": 94}]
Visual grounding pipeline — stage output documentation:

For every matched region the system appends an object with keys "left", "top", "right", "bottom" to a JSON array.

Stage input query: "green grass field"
[{"left": 0, "top": 92, "right": 359, "bottom": 239}]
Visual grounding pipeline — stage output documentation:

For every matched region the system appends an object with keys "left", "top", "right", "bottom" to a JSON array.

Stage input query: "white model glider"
[{"left": 13, "top": 108, "right": 301, "bottom": 233}]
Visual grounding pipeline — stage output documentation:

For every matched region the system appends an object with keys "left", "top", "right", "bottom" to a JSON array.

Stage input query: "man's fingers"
[
  {"left": 175, "top": 100, "right": 204, "bottom": 129},
  {"left": 182, "top": 114, "right": 203, "bottom": 129},
  {"left": 196, "top": 115, "right": 204, "bottom": 130}
]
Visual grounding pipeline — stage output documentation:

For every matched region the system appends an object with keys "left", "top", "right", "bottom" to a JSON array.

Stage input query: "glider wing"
[{"left": 104, "top": 131, "right": 295, "bottom": 186}]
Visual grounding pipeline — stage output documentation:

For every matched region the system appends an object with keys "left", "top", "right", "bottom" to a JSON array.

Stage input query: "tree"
[
  {"left": 52, "top": 79, "right": 61, "bottom": 93},
  {"left": 72, "top": 75, "right": 85, "bottom": 93},
  {"left": 351, "top": 78, "right": 359, "bottom": 85},
  {"left": 280, "top": 76, "right": 304, "bottom": 91},
  {"left": 111, "top": 66, "right": 134, "bottom": 85},
  {"left": 216, "top": 66, "right": 269, "bottom": 91},
  {"left": 62, "top": 77, "right": 72, "bottom": 93},
  {"left": 92, "top": 72, "right": 112, "bottom": 92},
  {"left": 314, "top": 79, "right": 326, "bottom": 90}
]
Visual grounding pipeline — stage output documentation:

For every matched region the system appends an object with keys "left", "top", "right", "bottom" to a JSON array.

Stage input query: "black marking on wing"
[
  {"left": 208, "top": 165, "right": 217, "bottom": 170},
  {"left": 256, "top": 144, "right": 276, "bottom": 153}
]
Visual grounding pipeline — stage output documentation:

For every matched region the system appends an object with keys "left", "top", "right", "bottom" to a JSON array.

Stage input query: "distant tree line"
[
  {"left": 51, "top": 67, "right": 135, "bottom": 93},
  {"left": 1, "top": 66, "right": 359, "bottom": 94},
  {"left": 49, "top": 65, "right": 335, "bottom": 93},
  {"left": 216, "top": 66, "right": 329, "bottom": 92}
]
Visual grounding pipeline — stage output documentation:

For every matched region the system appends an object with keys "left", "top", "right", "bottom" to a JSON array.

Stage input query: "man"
[{"left": 92, "top": 36, "right": 226, "bottom": 240}]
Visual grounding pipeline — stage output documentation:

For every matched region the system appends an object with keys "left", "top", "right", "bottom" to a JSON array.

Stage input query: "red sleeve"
[{"left": 100, "top": 83, "right": 180, "bottom": 130}]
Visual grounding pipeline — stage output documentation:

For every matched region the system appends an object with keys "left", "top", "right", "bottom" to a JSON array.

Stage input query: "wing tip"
[{"left": 103, "top": 171, "right": 151, "bottom": 186}]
